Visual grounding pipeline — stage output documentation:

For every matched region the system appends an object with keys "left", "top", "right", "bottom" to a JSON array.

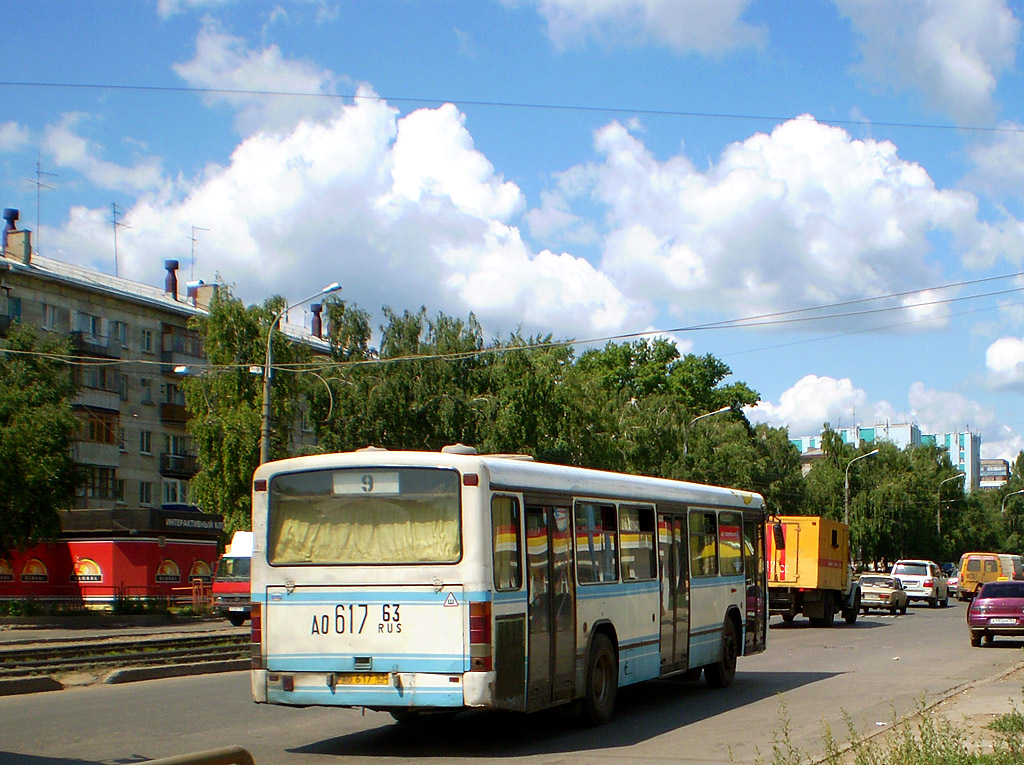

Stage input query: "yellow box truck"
[{"left": 766, "top": 515, "right": 860, "bottom": 626}]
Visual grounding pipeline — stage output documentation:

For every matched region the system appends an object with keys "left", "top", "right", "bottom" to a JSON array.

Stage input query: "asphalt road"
[{"left": 0, "top": 600, "right": 1020, "bottom": 764}]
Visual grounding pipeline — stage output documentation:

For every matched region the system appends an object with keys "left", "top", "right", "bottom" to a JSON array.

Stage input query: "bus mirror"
[{"left": 772, "top": 521, "right": 785, "bottom": 550}]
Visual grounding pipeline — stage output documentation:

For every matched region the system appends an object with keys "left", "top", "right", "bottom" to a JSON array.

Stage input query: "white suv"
[{"left": 891, "top": 559, "right": 949, "bottom": 608}]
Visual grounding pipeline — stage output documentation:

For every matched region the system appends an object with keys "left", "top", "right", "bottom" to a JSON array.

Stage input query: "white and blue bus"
[{"left": 249, "top": 445, "right": 768, "bottom": 724}]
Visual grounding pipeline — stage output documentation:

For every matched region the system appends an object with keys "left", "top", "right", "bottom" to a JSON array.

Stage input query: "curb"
[
  {"left": 0, "top": 676, "right": 64, "bottom": 696},
  {"left": 0, "top": 659, "right": 248, "bottom": 696},
  {"left": 103, "top": 659, "right": 250, "bottom": 685}
]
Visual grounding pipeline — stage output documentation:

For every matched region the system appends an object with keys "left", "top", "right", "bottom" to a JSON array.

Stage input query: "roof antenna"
[
  {"left": 112, "top": 202, "right": 130, "bottom": 277},
  {"left": 189, "top": 225, "right": 209, "bottom": 281},
  {"left": 27, "top": 153, "right": 56, "bottom": 254}
]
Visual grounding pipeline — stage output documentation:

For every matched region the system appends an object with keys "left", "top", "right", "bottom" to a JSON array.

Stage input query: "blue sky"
[{"left": 3, "top": 1, "right": 1024, "bottom": 460}]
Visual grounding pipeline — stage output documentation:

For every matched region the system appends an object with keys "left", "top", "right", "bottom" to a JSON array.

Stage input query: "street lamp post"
[
  {"left": 936, "top": 473, "right": 965, "bottom": 536},
  {"left": 1001, "top": 489, "right": 1024, "bottom": 517},
  {"left": 683, "top": 406, "right": 731, "bottom": 456},
  {"left": 844, "top": 449, "right": 879, "bottom": 526},
  {"left": 260, "top": 282, "right": 341, "bottom": 464}
]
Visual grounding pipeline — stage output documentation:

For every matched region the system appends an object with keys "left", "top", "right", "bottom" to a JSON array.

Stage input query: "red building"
[{"left": 0, "top": 507, "right": 223, "bottom": 606}]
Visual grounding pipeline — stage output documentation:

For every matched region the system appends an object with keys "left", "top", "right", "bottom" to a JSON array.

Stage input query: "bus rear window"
[{"left": 267, "top": 467, "right": 462, "bottom": 565}]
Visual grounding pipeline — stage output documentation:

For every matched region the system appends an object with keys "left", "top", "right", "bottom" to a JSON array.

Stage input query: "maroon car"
[{"left": 967, "top": 581, "right": 1024, "bottom": 646}]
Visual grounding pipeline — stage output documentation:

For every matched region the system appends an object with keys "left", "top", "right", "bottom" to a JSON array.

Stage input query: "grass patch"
[{"left": 754, "top": 697, "right": 1024, "bottom": 764}]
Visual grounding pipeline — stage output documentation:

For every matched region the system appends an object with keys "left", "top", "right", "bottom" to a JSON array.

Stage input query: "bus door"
[
  {"left": 658, "top": 513, "right": 689, "bottom": 673},
  {"left": 743, "top": 516, "right": 767, "bottom": 654},
  {"left": 525, "top": 501, "right": 575, "bottom": 711}
]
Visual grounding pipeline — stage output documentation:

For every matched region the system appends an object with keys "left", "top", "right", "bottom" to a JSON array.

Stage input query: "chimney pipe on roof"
[
  {"left": 310, "top": 303, "right": 323, "bottom": 339},
  {"left": 186, "top": 279, "right": 204, "bottom": 307},
  {"left": 2, "top": 208, "right": 18, "bottom": 253},
  {"left": 164, "top": 260, "right": 179, "bottom": 301}
]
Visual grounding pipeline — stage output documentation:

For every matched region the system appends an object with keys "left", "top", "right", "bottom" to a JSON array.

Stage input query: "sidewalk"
[{"left": 855, "top": 659, "right": 1024, "bottom": 758}]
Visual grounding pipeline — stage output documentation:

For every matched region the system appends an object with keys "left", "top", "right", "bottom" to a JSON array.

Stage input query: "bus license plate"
[{"left": 336, "top": 673, "right": 389, "bottom": 685}]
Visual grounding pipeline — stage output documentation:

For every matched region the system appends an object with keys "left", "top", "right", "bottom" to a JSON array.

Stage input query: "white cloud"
[
  {"left": 836, "top": 0, "right": 1021, "bottom": 125},
  {"left": 748, "top": 377, "right": 1017, "bottom": 460},
  {"left": 907, "top": 381, "right": 996, "bottom": 433},
  {"left": 382, "top": 104, "right": 525, "bottom": 222},
  {"left": 745, "top": 374, "right": 875, "bottom": 435},
  {"left": 41, "top": 114, "right": 166, "bottom": 193},
  {"left": 43, "top": 87, "right": 647, "bottom": 342},
  {"left": 985, "top": 336, "right": 1024, "bottom": 389},
  {"left": 966, "top": 122, "right": 1024, "bottom": 199},
  {"left": 0, "top": 122, "right": 31, "bottom": 152},
  {"left": 545, "top": 116, "right": 988, "bottom": 321},
  {"left": 900, "top": 289, "right": 951, "bottom": 329},
  {"left": 157, "top": 0, "right": 231, "bottom": 18},
  {"left": 527, "top": 0, "right": 765, "bottom": 54},
  {"left": 172, "top": 20, "right": 341, "bottom": 136}
]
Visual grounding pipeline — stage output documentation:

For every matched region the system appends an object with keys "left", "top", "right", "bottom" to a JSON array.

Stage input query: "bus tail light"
[
  {"left": 469, "top": 601, "right": 492, "bottom": 672},
  {"left": 250, "top": 602, "right": 264, "bottom": 669}
]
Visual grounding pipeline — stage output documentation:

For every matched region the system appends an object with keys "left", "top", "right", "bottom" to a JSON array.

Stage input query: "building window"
[
  {"left": 163, "top": 479, "right": 189, "bottom": 505},
  {"left": 140, "top": 328, "right": 153, "bottom": 353},
  {"left": 79, "top": 410, "right": 119, "bottom": 444},
  {"left": 115, "top": 479, "right": 126, "bottom": 504},
  {"left": 139, "top": 482, "right": 153, "bottom": 506},
  {"left": 41, "top": 303, "right": 59, "bottom": 330},
  {"left": 167, "top": 434, "right": 192, "bottom": 455},
  {"left": 117, "top": 427, "right": 126, "bottom": 452},
  {"left": 162, "top": 324, "right": 202, "bottom": 357},
  {"left": 111, "top": 320, "right": 128, "bottom": 348},
  {"left": 77, "top": 466, "right": 117, "bottom": 500},
  {"left": 140, "top": 430, "right": 152, "bottom": 454},
  {"left": 163, "top": 382, "right": 185, "bottom": 406},
  {"left": 74, "top": 311, "right": 103, "bottom": 338},
  {"left": 141, "top": 378, "right": 154, "bottom": 404}
]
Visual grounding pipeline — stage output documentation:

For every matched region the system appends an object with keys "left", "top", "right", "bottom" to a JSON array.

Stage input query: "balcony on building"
[
  {"left": 70, "top": 330, "right": 121, "bottom": 360},
  {"left": 159, "top": 452, "right": 199, "bottom": 479},
  {"left": 160, "top": 324, "right": 203, "bottom": 374},
  {"left": 73, "top": 440, "right": 120, "bottom": 467},
  {"left": 159, "top": 402, "right": 188, "bottom": 425}
]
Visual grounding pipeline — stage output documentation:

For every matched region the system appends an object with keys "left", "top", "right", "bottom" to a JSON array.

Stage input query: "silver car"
[{"left": 891, "top": 559, "right": 949, "bottom": 607}]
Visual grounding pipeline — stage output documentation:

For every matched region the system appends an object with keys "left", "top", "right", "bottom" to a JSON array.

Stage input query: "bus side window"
[
  {"left": 690, "top": 510, "right": 719, "bottom": 577},
  {"left": 491, "top": 495, "right": 522, "bottom": 590},
  {"left": 619, "top": 505, "right": 656, "bottom": 581},
  {"left": 575, "top": 502, "right": 618, "bottom": 583},
  {"left": 719, "top": 511, "right": 743, "bottom": 576}
]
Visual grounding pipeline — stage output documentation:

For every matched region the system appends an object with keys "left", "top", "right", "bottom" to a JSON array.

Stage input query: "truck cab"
[{"left": 212, "top": 531, "right": 252, "bottom": 626}]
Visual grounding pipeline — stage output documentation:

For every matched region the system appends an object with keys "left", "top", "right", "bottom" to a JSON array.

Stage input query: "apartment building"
[
  {"left": 790, "top": 421, "right": 982, "bottom": 491},
  {"left": 1, "top": 207, "right": 326, "bottom": 511}
]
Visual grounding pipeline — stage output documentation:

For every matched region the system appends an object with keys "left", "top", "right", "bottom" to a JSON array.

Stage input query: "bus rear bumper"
[{"left": 252, "top": 669, "right": 496, "bottom": 709}]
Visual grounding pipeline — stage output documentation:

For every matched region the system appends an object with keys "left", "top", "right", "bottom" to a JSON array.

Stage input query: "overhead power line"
[
  {"left": 2, "top": 80, "right": 1023, "bottom": 134},
  {"left": 4, "top": 271, "right": 1022, "bottom": 371}
]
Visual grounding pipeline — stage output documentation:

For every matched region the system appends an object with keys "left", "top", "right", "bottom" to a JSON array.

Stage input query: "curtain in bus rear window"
[{"left": 268, "top": 468, "right": 461, "bottom": 564}]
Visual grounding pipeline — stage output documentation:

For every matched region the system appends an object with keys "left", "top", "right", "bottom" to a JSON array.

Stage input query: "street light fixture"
[
  {"left": 936, "top": 473, "right": 965, "bottom": 536},
  {"left": 260, "top": 282, "right": 341, "bottom": 464},
  {"left": 1001, "top": 489, "right": 1024, "bottom": 517},
  {"left": 844, "top": 449, "right": 879, "bottom": 525},
  {"left": 683, "top": 405, "right": 732, "bottom": 455}
]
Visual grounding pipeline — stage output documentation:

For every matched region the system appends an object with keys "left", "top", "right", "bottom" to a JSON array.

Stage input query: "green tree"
[
  {"left": 314, "top": 308, "right": 490, "bottom": 452},
  {"left": 184, "top": 286, "right": 311, "bottom": 534},
  {"left": 0, "top": 324, "right": 78, "bottom": 556}
]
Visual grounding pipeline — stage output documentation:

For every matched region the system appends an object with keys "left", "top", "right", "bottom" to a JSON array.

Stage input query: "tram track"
[{"left": 0, "top": 631, "right": 250, "bottom": 680}]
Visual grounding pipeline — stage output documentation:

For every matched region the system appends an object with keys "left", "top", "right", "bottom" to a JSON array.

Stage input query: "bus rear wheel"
[
  {"left": 705, "top": 619, "right": 738, "bottom": 689},
  {"left": 579, "top": 633, "right": 617, "bottom": 726}
]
